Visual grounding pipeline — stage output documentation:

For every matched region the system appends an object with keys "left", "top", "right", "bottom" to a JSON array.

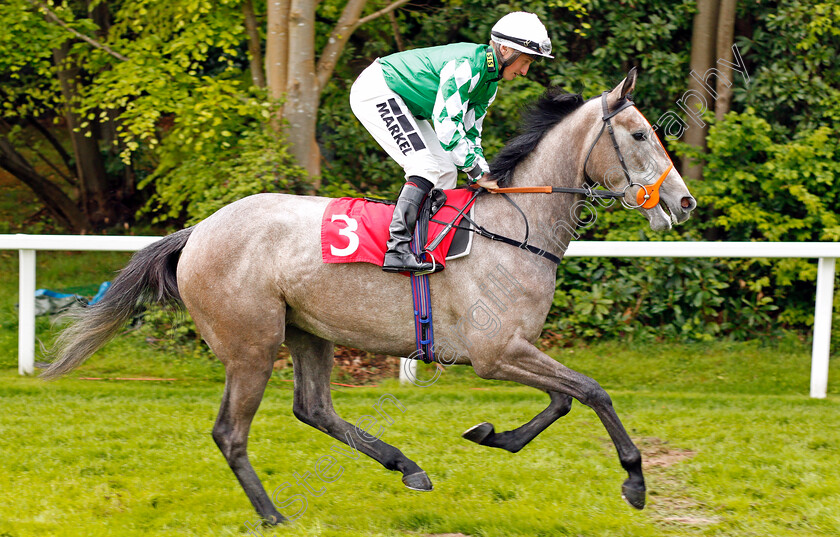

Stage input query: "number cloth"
[
  {"left": 321, "top": 189, "right": 476, "bottom": 272},
  {"left": 350, "top": 44, "right": 499, "bottom": 186}
]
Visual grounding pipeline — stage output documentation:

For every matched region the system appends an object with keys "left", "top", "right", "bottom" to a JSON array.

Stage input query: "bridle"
[
  {"left": 581, "top": 91, "right": 674, "bottom": 209},
  {"left": 459, "top": 89, "right": 677, "bottom": 265},
  {"left": 487, "top": 90, "right": 674, "bottom": 210}
]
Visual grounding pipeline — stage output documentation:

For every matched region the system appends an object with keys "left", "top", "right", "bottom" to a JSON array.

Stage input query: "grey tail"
[{"left": 41, "top": 227, "right": 194, "bottom": 380}]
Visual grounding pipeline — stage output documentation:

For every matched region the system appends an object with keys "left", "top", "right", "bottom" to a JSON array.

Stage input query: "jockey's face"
[{"left": 499, "top": 46, "right": 535, "bottom": 81}]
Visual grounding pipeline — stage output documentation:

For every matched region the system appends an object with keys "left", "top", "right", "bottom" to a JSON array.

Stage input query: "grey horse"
[{"left": 43, "top": 69, "right": 696, "bottom": 524}]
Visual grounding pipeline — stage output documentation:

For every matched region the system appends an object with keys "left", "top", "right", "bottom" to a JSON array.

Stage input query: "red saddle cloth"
[{"left": 321, "top": 188, "right": 475, "bottom": 272}]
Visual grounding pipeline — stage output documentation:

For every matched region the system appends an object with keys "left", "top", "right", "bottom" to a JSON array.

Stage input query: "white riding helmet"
[{"left": 491, "top": 12, "right": 554, "bottom": 59}]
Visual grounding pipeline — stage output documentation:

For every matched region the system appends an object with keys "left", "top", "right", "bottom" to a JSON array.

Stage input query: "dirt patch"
[
  {"left": 332, "top": 346, "right": 400, "bottom": 384},
  {"left": 650, "top": 493, "right": 721, "bottom": 525},
  {"left": 640, "top": 437, "right": 697, "bottom": 469},
  {"left": 634, "top": 437, "right": 722, "bottom": 527},
  {"left": 658, "top": 514, "right": 721, "bottom": 526},
  {"left": 274, "top": 345, "right": 400, "bottom": 385}
]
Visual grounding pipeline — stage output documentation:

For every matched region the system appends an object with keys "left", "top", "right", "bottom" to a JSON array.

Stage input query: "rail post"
[
  {"left": 19, "top": 249, "right": 36, "bottom": 375},
  {"left": 810, "top": 257, "right": 836, "bottom": 398},
  {"left": 399, "top": 357, "right": 417, "bottom": 384}
]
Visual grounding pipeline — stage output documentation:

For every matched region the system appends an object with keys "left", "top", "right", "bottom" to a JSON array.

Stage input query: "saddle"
[
  {"left": 320, "top": 187, "right": 477, "bottom": 273},
  {"left": 320, "top": 187, "right": 478, "bottom": 364}
]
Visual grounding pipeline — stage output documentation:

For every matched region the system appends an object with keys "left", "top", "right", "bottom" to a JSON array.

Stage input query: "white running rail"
[{"left": 2, "top": 235, "right": 837, "bottom": 398}]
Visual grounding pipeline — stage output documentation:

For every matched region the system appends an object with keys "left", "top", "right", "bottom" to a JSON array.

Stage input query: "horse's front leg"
[
  {"left": 462, "top": 390, "right": 572, "bottom": 453},
  {"left": 471, "top": 336, "right": 645, "bottom": 509}
]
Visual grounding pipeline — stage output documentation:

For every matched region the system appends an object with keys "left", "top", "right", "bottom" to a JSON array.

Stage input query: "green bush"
[
  {"left": 133, "top": 304, "right": 215, "bottom": 362},
  {"left": 673, "top": 108, "right": 840, "bottom": 331},
  {"left": 549, "top": 256, "right": 778, "bottom": 342}
]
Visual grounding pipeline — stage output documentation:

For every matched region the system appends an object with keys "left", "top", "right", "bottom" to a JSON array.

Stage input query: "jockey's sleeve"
[{"left": 432, "top": 59, "right": 496, "bottom": 177}]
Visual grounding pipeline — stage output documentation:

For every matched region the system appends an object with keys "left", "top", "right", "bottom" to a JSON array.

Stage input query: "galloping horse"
[{"left": 43, "top": 69, "right": 696, "bottom": 523}]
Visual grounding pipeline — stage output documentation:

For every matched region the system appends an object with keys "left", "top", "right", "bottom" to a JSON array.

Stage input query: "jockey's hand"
[{"left": 475, "top": 175, "right": 500, "bottom": 191}]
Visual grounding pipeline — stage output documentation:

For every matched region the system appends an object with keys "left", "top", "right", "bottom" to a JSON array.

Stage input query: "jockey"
[{"left": 350, "top": 12, "right": 553, "bottom": 273}]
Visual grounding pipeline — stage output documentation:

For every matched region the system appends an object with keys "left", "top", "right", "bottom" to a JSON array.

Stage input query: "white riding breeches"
[{"left": 350, "top": 61, "right": 458, "bottom": 189}]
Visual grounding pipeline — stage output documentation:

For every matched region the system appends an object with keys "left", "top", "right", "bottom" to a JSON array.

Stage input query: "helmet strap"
[{"left": 491, "top": 42, "right": 521, "bottom": 79}]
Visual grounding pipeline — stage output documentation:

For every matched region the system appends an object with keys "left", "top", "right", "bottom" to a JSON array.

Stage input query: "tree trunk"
[
  {"left": 88, "top": 0, "right": 135, "bottom": 206},
  {"left": 715, "top": 0, "right": 737, "bottom": 121},
  {"left": 266, "top": 0, "right": 290, "bottom": 113},
  {"left": 269, "top": 0, "right": 410, "bottom": 184},
  {"left": 681, "top": 0, "right": 719, "bottom": 181},
  {"left": 53, "top": 41, "right": 115, "bottom": 225},
  {"left": 0, "top": 137, "right": 88, "bottom": 231},
  {"left": 285, "top": 0, "right": 320, "bottom": 180},
  {"left": 88, "top": 0, "right": 110, "bottom": 40},
  {"left": 243, "top": 0, "right": 266, "bottom": 88}
]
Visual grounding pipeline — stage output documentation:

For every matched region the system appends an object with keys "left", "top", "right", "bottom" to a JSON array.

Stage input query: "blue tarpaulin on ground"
[{"left": 34, "top": 282, "right": 111, "bottom": 316}]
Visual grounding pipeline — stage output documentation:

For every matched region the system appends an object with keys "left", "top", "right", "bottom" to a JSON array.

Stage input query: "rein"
[
  {"left": 432, "top": 198, "right": 564, "bottom": 265},
  {"left": 481, "top": 185, "right": 624, "bottom": 198}
]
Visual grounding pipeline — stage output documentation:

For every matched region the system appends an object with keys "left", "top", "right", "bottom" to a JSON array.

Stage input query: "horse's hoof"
[
  {"left": 261, "top": 512, "right": 287, "bottom": 526},
  {"left": 621, "top": 480, "right": 646, "bottom": 510},
  {"left": 402, "top": 471, "right": 433, "bottom": 491},
  {"left": 462, "top": 422, "right": 494, "bottom": 445}
]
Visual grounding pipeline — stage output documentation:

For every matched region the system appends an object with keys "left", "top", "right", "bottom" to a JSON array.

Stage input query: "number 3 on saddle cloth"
[{"left": 321, "top": 188, "right": 478, "bottom": 364}]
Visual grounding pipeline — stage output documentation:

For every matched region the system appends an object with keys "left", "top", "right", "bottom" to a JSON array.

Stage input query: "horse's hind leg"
[
  {"left": 462, "top": 390, "right": 572, "bottom": 453},
  {"left": 212, "top": 349, "right": 285, "bottom": 524},
  {"left": 284, "top": 326, "right": 432, "bottom": 491}
]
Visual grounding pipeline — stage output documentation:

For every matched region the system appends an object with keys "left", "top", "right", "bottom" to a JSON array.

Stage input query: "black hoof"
[
  {"left": 402, "top": 471, "right": 433, "bottom": 491},
  {"left": 462, "top": 422, "right": 494, "bottom": 445},
  {"left": 621, "top": 480, "right": 646, "bottom": 510},
  {"left": 261, "top": 512, "right": 287, "bottom": 526}
]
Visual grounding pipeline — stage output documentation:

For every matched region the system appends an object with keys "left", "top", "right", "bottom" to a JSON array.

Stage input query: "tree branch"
[
  {"left": 352, "top": 0, "right": 411, "bottom": 31},
  {"left": 0, "top": 137, "right": 87, "bottom": 231},
  {"left": 27, "top": 118, "right": 74, "bottom": 177},
  {"left": 25, "top": 0, "right": 129, "bottom": 62},
  {"left": 388, "top": 10, "right": 404, "bottom": 51},
  {"left": 316, "top": 0, "right": 411, "bottom": 91},
  {"left": 242, "top": 0, "right": 266, "bottom": 88},
  {"left": 316, "top": 0, "right": 367, "bottom": 91}
]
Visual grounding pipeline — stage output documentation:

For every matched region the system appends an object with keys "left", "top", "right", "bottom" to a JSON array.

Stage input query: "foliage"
[
  {"left": 540, "top": 0, "right": 840, "bottom": 341},
  {"left": 672, "top": 107, "right": 840, "bottom": 328},
  {"left": 559, "top": 102, "right": 840, "bottom": 340},
  {"left": 549, "top": 256, "right": 778, "bottom": 342},
  {"left": 133, "top": 304, "right": 215, "bottom": 361},
  {"left": 83, "top": 0, "right": 249, "bottom": 156},
  {"left": 140, "top": 109, "right": 308, "bottom": 224},
  {"left": 74, "top": 0, "right": 314, "bottom": 224},
  {"left": 0, "top": 1, "right": 68, "bottom": 118},
  {"left": 739, "top": 0, "right": 840, "bottom": 132},
  {"left": 682, "top": 109, "right": 840, "bottom": 245},
  {"left": 5, "top": 0, "right": 840, "bottom": 342},
  {"left": 0, "top": 0, "right": 145, "bottom": 230}
]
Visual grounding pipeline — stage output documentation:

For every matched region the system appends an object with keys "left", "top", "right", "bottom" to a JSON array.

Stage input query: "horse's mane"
[{"left": 489, "top": 89, "right": 585, "bottom": 185}]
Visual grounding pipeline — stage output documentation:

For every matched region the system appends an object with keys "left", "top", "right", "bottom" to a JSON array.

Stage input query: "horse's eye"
[{"left": 632, "top": 132, "right": 646, "bottom": 141}]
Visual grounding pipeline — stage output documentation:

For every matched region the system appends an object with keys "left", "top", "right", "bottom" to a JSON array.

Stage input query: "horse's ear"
[{"left": 607, "top": 67, "right": 637, "bottom": 103}]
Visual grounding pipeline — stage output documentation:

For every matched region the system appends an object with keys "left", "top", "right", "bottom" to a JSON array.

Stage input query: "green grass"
[
  {"left": 1, "top": 372, "right": 839, "bottom": 536},
  {"left": 1, "top": 244, "right": 839, "bottom": 536}
]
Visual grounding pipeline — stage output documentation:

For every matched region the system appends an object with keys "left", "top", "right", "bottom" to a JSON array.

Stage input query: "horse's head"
[{"left": 583, "top": 68, "right": 697, "bottom": 231}]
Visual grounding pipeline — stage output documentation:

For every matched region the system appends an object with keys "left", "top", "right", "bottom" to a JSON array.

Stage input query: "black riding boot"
[{"left": 382, "top": 176, "right": 434, "bottom": 273}]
